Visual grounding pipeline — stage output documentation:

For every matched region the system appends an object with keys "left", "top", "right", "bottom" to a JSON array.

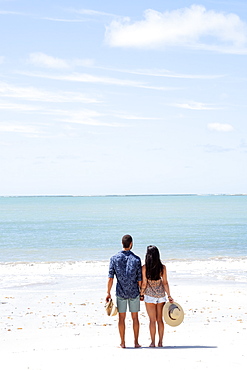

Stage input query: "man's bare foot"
[{"left": 149, "top": 342, "right": 155, "bottom": 347}]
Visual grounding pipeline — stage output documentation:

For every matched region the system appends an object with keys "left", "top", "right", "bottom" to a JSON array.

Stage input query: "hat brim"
[
  {"left": 105, "top": 299, "right": 118, "bottom": 316},
  {"left": 105, "top": 300, "right": 112, "bottom": 316},
  {"left": 110, "top": 305, "right": 118, "bottom": 316},
  {"left": 163, "top": 301, "right": 184, "bottom": 327}
]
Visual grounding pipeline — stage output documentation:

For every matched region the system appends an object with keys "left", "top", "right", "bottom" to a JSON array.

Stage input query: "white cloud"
[
  {"left": 0, "top": 10, "right": 25, "bottom": 15},
  {"left": 51, "top": 109, "right": 123, "bottom": 127},
  {"left": 173, "top": 101, "right": 220, "bottom": 110},
  {"left": 203, "top": 144, "right": 234, "bottom": 152},
  {"left": 95, "top": 66, "right": 224, "bottom": 79},
  {"left": 105, "top": 5, "right": 247, "bottom": 53},
  {"left": 19, "top": 71, "right": 173, "bottom": 91},
  {"left": 42, "top": 17, "right": 86, "bottom": 23},
  {"left": 112, "top": 113, "right": 160, "bottom": 120},
  {"left": 28, "top": 53, "right": 95, "bottom": 69},
  {"left": 28, "top": 52, "right": 69, "bottom": 69},
  {"left": 0, "top": 101, "right": 40, "bottom": 111},
  {"left": 207, "top": 123, "right": 234, "bottom": 132},
  {"left": 25, "top": 53, "right": 222, "bottom": 82},
  {"left": 73, "top": 58, "right": 95, "bottom": 67},
  {"left": 0, "top": 82, "right": 99, "bottom": 103},
  {"left": 73, "top": 9, "right": 116, "bottom": 17},
  {"left": 0, "top": 122, "right": 43, "bottom": 134},
  {"left": 42, "top": 8, "right": 116, "bottom": 22}
]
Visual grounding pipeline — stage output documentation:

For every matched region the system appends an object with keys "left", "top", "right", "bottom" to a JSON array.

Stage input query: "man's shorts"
[
  {"left": 116, "top": 296, "right": 140, "bottom": 313},
  {"left": 144, "top": 295, "right": 167, "bottom": 304}
]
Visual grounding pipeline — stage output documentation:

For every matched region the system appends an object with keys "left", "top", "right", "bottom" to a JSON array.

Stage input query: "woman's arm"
[{"left": 162, "top": 265, "right": 174, "bottom": 303}]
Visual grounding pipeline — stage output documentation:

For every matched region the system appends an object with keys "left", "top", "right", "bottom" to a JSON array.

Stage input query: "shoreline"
[{"left": 1, "top": 257, "right": 246, "bottom": 291}]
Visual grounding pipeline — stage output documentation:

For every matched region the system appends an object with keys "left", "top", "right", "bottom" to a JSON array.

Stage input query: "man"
[{"left": 106, "top": 234, "right": 142, "bottom": 348}]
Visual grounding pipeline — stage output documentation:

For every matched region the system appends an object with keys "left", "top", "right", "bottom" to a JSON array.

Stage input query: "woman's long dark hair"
[{"left": 145, "top": 245, "right": 163, "bottom": 280}]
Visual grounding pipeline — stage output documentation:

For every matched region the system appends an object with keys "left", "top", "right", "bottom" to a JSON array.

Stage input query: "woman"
[{"left": 140, "top": 245, "right": 174, "bottom": 347}]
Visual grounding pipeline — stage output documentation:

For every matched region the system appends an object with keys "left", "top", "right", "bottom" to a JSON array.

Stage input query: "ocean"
[{"left": 0, "top": 195, "right": 246, "bottom": 289}]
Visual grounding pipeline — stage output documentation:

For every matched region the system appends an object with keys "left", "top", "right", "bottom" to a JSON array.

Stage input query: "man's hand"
[{"left": 106, "top": 293, "right": 111, "bottom": 302}]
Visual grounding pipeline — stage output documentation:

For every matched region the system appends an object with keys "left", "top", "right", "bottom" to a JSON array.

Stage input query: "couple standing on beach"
[{"left": 106, "top": 234, "right": 174, "bottom": 348}]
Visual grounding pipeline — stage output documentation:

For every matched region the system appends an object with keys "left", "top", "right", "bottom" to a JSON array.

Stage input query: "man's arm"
[
  {"left": 106, "top": 256, "right": 115, "bottom": 302},
  {"left": 140, "top": 265, "right": 147, "bottom": 301},
  {"left": 106, "top": 277, "right": 114, "bottom": 302}
]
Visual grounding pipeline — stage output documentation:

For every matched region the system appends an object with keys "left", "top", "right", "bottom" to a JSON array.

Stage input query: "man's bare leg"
[
  {"left": 118, "top": 312, "right": 126, "bottom": 348},
  {"left": 131, "top": 312, "right": 141, "bottom": 348}
]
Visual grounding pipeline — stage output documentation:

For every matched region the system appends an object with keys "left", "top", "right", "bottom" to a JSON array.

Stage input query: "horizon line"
[{"left": 0, "top": 193, "right": 246, "bottom": 198}]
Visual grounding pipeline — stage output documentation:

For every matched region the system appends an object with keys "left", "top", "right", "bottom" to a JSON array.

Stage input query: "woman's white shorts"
[{"left": 144, "top": 295, "right": 167, "bottom": 304}]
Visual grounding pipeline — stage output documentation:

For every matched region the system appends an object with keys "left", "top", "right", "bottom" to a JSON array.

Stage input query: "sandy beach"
[{"left": 0, "top": 261, "right": 246, "bottom": 370}]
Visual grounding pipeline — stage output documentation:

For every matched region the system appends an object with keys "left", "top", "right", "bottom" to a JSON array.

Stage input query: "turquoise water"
[{"left": 0, "top": 195, "right": 246, "bottom": 263}]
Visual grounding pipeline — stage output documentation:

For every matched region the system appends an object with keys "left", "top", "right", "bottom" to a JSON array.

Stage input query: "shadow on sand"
[
  {"left": 126, "top": 345, "right": 217, "bottom": 350},
  {"left": 163, "top": 345, "right": 218, "bottom": 349}
]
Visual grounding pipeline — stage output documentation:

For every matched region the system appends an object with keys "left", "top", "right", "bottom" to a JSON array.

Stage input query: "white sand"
[{"left": 0, "top": 261, "right": 246, "bottom": 369}]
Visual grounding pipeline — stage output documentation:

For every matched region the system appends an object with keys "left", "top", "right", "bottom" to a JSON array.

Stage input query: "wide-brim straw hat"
[
  {"left": 105, "top": 299, "right": 118, "bottom": 316},
  {"left": 163, "top": 302, "right": 184, "bottom": 327}
]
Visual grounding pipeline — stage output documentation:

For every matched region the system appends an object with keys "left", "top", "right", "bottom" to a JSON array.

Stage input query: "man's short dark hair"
[{"left": 122, "top": 234, "right": 133, "bottom": 249}]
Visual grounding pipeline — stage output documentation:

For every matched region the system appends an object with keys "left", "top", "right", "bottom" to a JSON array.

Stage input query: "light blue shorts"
[
  {"left": 117, "top": 296, "right": 140, "bottom": 313},
  {"left": 144, "top": 295, "right": 167, "bottom": 304}
]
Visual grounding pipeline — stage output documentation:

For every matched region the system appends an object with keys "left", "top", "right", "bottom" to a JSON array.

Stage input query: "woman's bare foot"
[
  {"left": 120, "top": 342, "right": 126, "bottom": 348},
  {"left": 158, "top": 341, "right": 163, "bottom": 347},
  {"left": 135, "top": 342, "right": 141, "bottom": 348},
  {"left": 149, "top": 342, "right": 155, "bottom": 347}
]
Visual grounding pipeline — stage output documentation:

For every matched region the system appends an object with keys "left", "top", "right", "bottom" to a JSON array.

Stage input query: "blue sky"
[{"left": 0, "top": 0, "right": 247, "bottom": 195}]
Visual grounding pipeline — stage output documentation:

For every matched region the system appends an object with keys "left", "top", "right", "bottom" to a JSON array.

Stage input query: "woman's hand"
[{"left": 168, "top": 296, "right": 174, "bottom": 303}]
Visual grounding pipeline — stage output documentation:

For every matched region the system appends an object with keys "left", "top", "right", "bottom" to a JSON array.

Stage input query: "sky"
[{"left": 0, "top": 0, "right": 247, "bottom": 196}]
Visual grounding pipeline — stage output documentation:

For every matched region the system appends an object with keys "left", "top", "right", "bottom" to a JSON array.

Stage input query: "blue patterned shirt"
[{"left": 108, "top": 250, "right": 142, "bottom": 299}]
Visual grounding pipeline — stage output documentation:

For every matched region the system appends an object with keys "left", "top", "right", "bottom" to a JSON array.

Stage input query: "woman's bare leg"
[
  {"left": 145, "top": 303, "right": 157, "bottom": 347},
  {"left": 157, "top": 303, "right": 165, "bottom": 347}
]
